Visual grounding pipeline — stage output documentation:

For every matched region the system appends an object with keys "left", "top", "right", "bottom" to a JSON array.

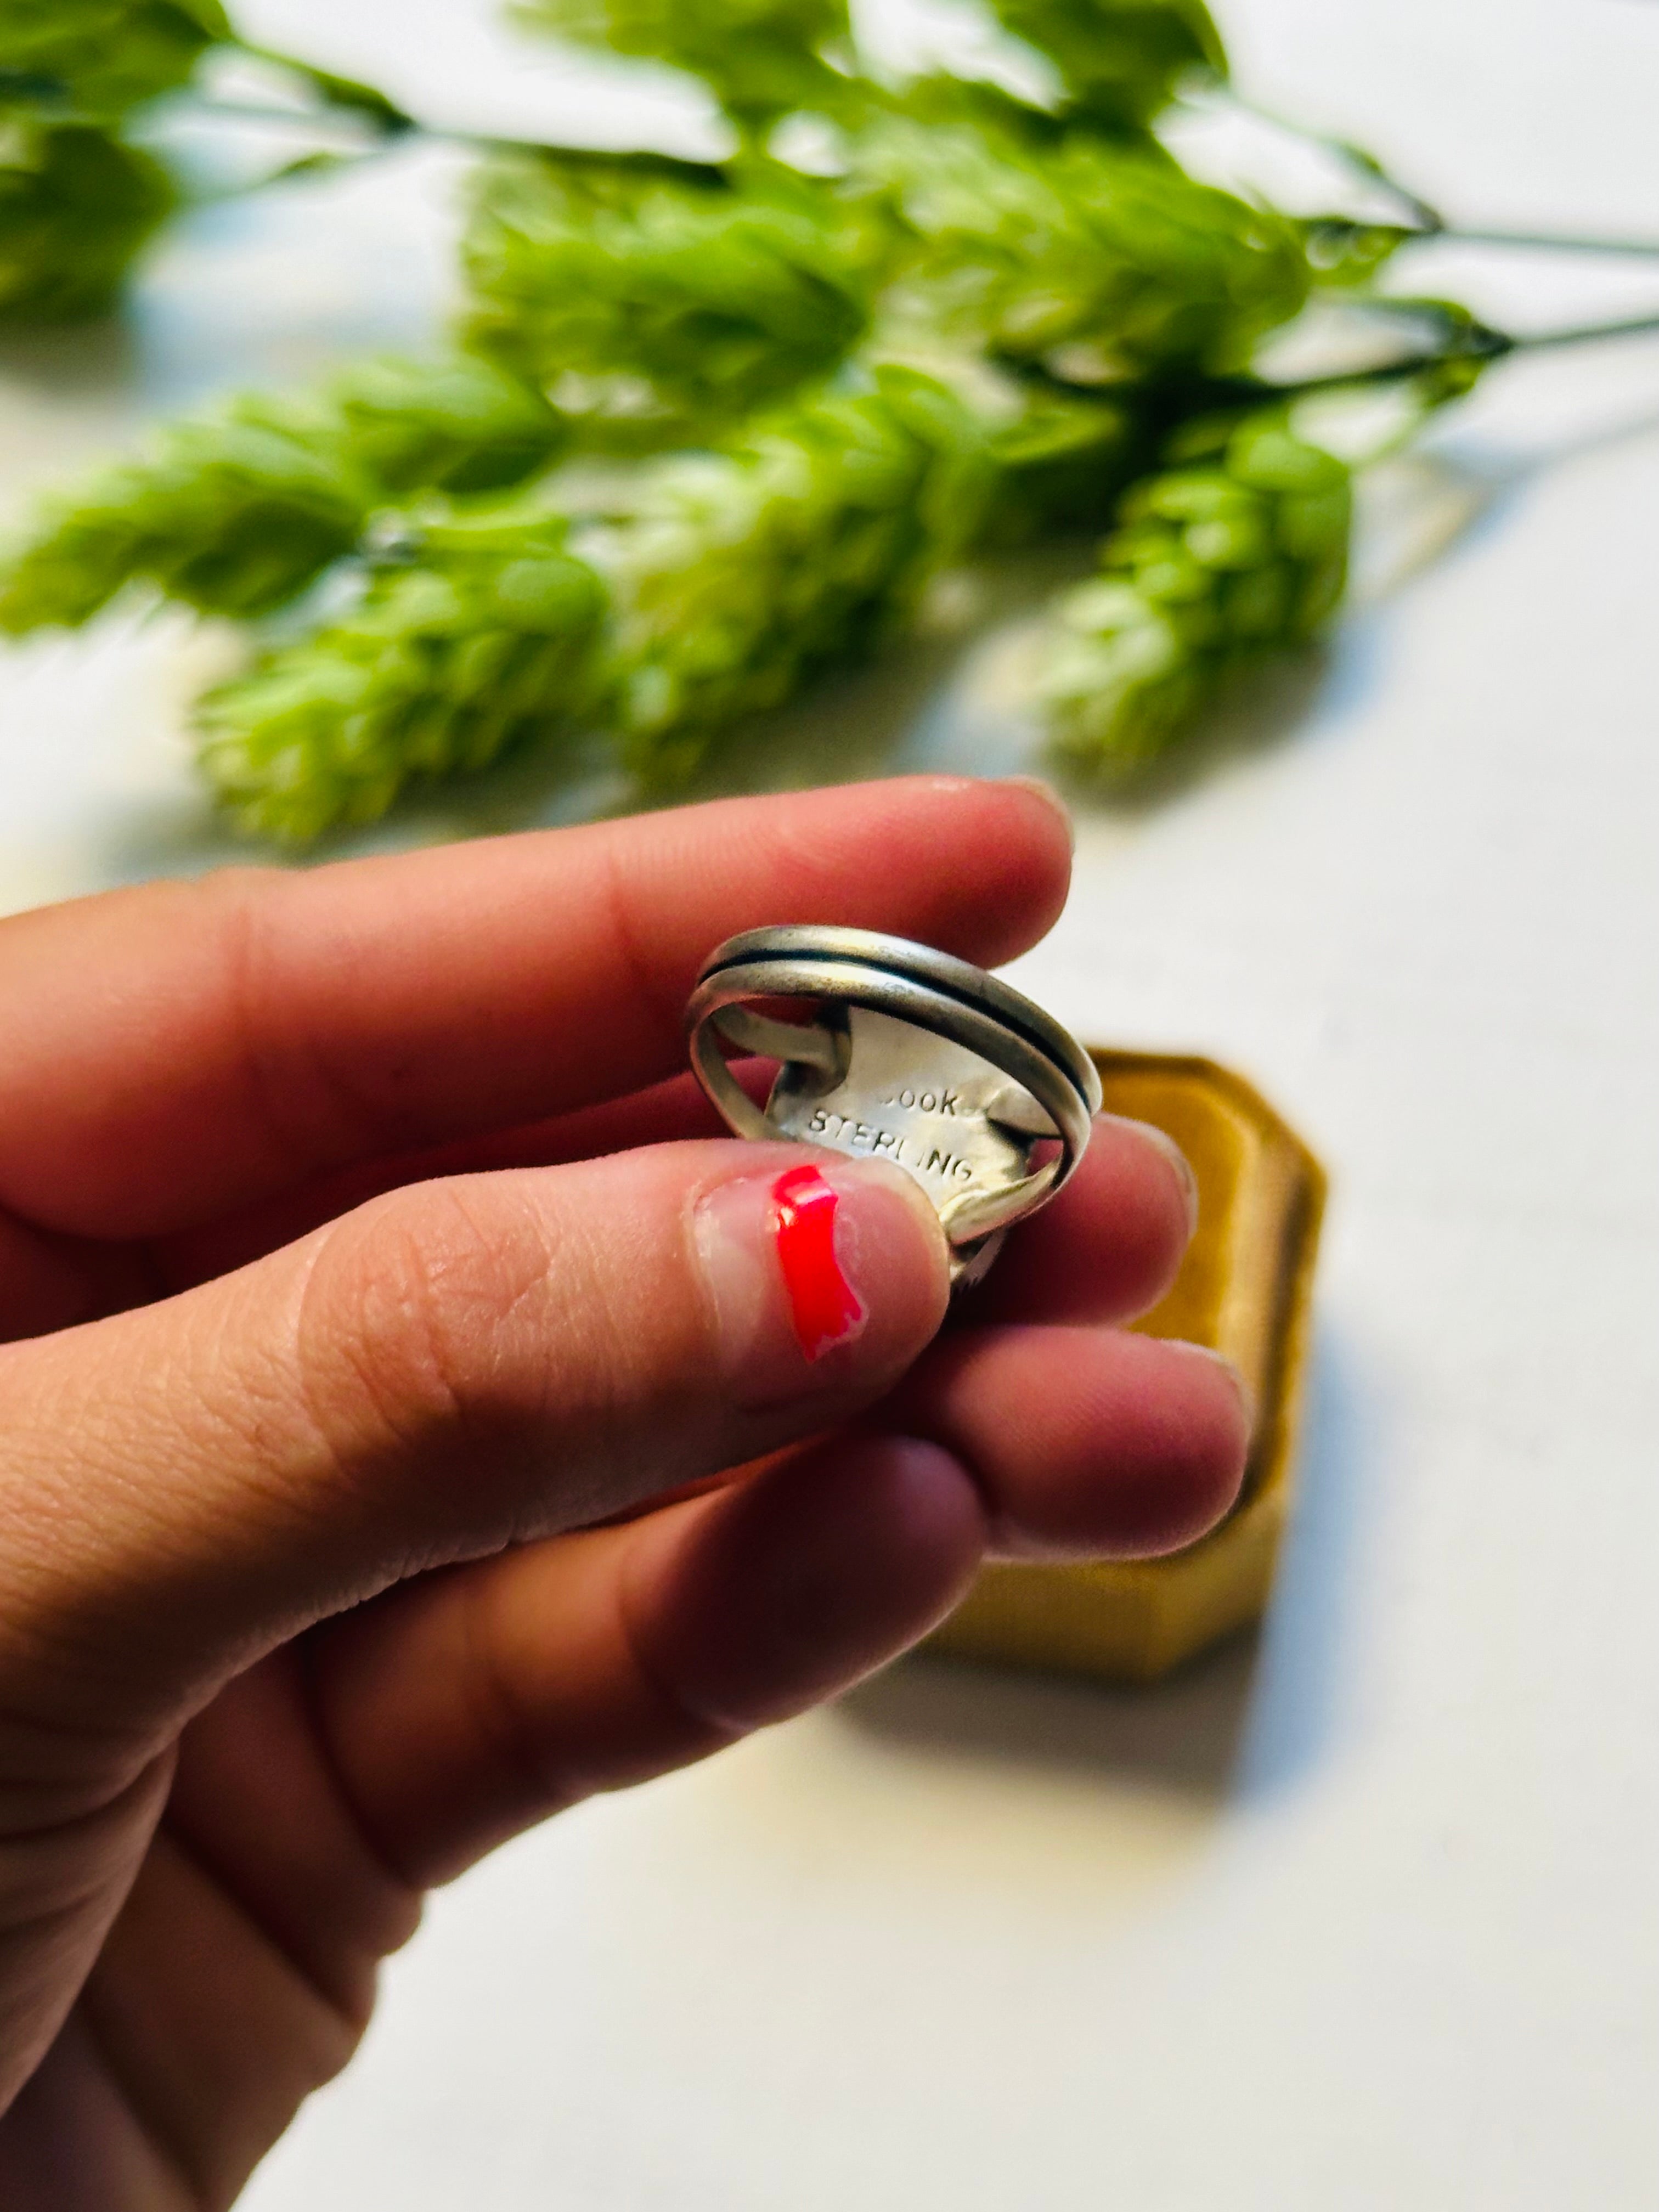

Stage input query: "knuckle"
[{"left": 296, "top": 1180, "right": 557, "bottom": 1460}]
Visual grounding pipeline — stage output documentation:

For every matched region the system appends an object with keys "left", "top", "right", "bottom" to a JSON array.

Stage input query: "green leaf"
[{"left": 0, "top": 120, "right": 177, "bottom": 324}]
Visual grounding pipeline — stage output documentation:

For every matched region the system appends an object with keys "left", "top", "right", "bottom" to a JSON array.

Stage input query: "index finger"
[{"left": 0, "top": 776, "right": 1071, "bottom": 1239}]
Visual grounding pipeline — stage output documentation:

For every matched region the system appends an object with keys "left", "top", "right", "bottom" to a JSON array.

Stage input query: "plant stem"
[
  {"left": 1274, "top": 312, "right": 1659, "bottom": 397},
  {"left": 1273, "top": 349, "right": 1504, "bottom": 399},
  {"left": 1431, "top": 227, "right": 1659, "bottom": 259},
  {"left": 1516, "top": 311, "right": 1659, "bottom": 349},
  {"left": 225, "top": 42, "right": 417, "bottom": 133}
]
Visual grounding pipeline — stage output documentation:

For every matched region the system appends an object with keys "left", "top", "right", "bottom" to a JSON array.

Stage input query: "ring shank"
[
  {"left": 697, "top": 924, "right": 1101, "bottom": 1114},
  {"left": 686, "top": 941, "right": 1098, "bottom": 1246}
]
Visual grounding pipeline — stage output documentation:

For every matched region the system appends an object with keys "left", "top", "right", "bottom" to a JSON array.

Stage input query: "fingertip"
[
  {"left": 970, "top": 1114, "right": 1198, "bottom": 1328},
  {"left": 1106, "top": 1114, "right": 1199, "bottom": 1244},
  {"left": 998, "top": 774, "right": 1076, "bottom": 859},
  {"left": 626, "top": 1435, "right": 987, "bottom": 1734},
  {"left": 890, "top": 775, "right": 1072, "bottom": 965},
  {"left": 978, "top": 775, "right": 1075, "bottom": 954},
  {"left": 1132, "top": 1340, "right": 1252, "bottom": 1553},
  {"left": 868, "top": 1434, "right": 992, "bottom": 1593},
  {"left": 895, "top": 1325, "right": 1252, "bottom": 1562},
  {"left": 692, "top": 1150, "right": 951, "bottom": 1408}
]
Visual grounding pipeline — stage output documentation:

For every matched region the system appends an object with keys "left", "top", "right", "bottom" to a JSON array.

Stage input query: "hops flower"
[
  {"left": 1042, "top": 413, "right": 1352, "bottom": 775},
  {"left": 591, "top": 366, "right": 992, "bottom": 780},
  {"left": 0, "top": 356, "right": 563, "bottom": 630},
  {"left": 328, "top": 353, "right": 567, "bottom": 496},
  {"left": 0, "top": 118, "right": 178, "bottom": 323},
  {"left": 465, "top": 151, "right": 873, "bottom": 444},
  {"left": 195, "top": 366, "right": 992, "bottom": 834},
  {"left": 0, "top": 0, "right": 228, "bottom": 121},
  {"left": 988, "top": 0, "right": 1225, "bottom": 129},
  {"left": 514, "top": 0, "right": 852, "bottom": 129},
  {"left": 850, "top": 109, "right": 1308, "bottom": 380},
  {"left": 197, "top": 510, "right": 608, "bottom": 842}
]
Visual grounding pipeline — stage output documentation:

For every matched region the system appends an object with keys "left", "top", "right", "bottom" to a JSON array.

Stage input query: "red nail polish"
[{"left": 771, "top": 1165, "right": 865, "bottom": 1360}]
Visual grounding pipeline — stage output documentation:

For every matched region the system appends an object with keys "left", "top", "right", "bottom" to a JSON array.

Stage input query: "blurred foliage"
[
  {"left": 328, "top": 353, "right": 568, "bottom": 495},
  {"left": 0, "top": 0, "right": 228, "bottom": 120},
  {"left": 1042, "top": 411, "right": 1352, "bottom": 776},
  {"left": 464, "top": 150, "right": 873, "bottom": 441},
  {"left": 988, "top": 0, "right": 1225, "bottom": 128},
  {"left": 975, "top": 378, "right": 1141, "bottom": 542},
  {"left": 199, "top": 509, "right": 608, "bottom": 841},
  {"left": 0, "top": 1, "right": 223, "bottom": 322},
  {"left": 0, "top": 358, "right": 567, "bottom": 631},
  {"left": 0, "top": 118, "right": 178, "bottom": 321},
  {"left": 0, "top": 393, "right": 360, "bottom": 626},
  {"left": 0, "top": 0, "right": 1518, "bottom": 837},
  {"left": 514, "top": 0, "right": 853, "bottom": 128}
]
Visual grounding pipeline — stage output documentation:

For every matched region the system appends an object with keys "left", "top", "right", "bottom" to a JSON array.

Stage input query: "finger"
[
  {"left": 0, "top": 1206, "right": 153, "bottom": 1342},
  {"left": 76, "top": 1825, "right": 362, "bottom": 2212},
  {"left": 890, "top": 1324, "right": 1252, "bottom": 1560},
  {"left": 159, "top": 1088, "right": 1191, "bottom": 1327},
  {"left": 0, "top": 1143, "right": 948, "bottom": 1746},
  {"left": 64, "top": 1656, "right": 422, "bottom": 2208},
  {"left": 0, "top": 777, "right": 1071, "bottom": 1240},
  {"left": 962, "top": 1115, "right": 1198, "bottom": 1329},
  {"left": 307, "top": 1434, "right": 986, "bottom": 1887},
  {"left": 155, "top": 1066, "right": 743, "bottom": 1290},
  {"left": 253, "top": 1322, "right": 1244, "bottom": 1889},
  {"left": 162, "top": 1651, "right": 422, "bottom": 2024}
]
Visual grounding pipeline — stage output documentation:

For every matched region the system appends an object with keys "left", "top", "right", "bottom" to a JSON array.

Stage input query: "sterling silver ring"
[{"left": 686, "top": 926, "right": 1101, "bottom": 1284}]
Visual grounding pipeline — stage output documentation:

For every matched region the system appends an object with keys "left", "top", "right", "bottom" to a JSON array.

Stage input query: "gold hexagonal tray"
[{"left": 927, "top": 1049, "right": 1326, "bottom": 1683}]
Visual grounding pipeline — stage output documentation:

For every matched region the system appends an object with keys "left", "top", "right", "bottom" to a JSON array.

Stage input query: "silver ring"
[{"left": 686, "top": 926, "right": 1101, "bottom": 1278}]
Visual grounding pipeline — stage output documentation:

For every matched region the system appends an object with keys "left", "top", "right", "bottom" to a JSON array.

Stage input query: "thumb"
[{"left": 0, "top": 1143, "right": 948, "bottom": 1745}]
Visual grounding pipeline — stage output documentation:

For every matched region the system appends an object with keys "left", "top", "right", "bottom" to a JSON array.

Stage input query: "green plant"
[
  {"left": 1, "top": 0, "right": 1651, "bottom": 837},
  {"left": 1043, "top": 410, "right": 1352, "bottom": 771}
]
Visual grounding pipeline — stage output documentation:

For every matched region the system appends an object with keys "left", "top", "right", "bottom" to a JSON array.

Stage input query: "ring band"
[{"left": 686, "top": 926, "right": 1102, "bottom": 1272}]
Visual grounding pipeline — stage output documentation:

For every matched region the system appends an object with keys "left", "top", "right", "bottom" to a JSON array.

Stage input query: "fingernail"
[
  {"left": 1000, "top": 774, "right": 1075, "bottom": 854},
  {"left": 1104, "top": 1113, "right": 1200, "bottom": 1238},
  {"left": 692, "top": 1158, "right": 949, "bottom": 1410}
]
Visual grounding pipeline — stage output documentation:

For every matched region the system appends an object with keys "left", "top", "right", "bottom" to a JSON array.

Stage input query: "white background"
[{"left": 3, "top": 3, "right": 1658, "bottom": 2204}]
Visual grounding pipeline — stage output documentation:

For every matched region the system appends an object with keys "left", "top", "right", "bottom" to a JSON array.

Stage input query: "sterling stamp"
[{"left": 685, "top": 926, "right": 1102, "bottom": 1285}]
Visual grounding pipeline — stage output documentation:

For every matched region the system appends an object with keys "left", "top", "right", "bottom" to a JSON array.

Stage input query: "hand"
[{"left": 0, "top": 778, "right": 1246, "bottom": 2209}]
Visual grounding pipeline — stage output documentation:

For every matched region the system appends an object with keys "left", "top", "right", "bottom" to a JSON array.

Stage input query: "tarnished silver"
[{"left": 686, "top": 926, "right": 1102, "bottom": 1284}]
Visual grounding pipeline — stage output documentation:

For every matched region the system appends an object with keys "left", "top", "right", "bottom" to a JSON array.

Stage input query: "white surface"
[{"left": 4, "top": 3, "right": 1659, "bottom": 2205}]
